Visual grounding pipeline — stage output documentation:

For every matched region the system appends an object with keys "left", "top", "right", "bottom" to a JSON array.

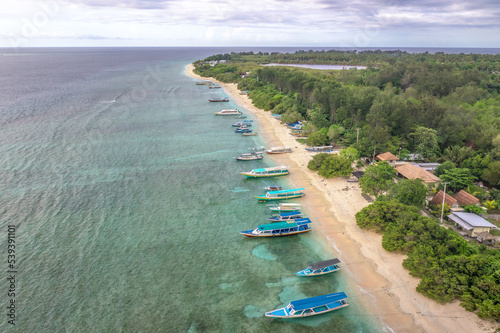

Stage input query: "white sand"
[{"left": 186, "top": 64, "right": 497, "bottom": 333}]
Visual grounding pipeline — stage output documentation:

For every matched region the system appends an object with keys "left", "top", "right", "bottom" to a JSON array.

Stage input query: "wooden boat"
[
  {"left": 242, "top": 132, "right": 257, "bottom": 136},
  {"left": 263, "top": 185, "right": 282, "bottom": 191},
  {"left": 295, "top": 258, "right": 341, "bottom": 277},
  {"left": 240, "top": 218, "right": 311, "bottom": 237},
  {"left": 241, "top": 166, "right": 289, "bottom": 178},
  {"left": 306, "top": 146, "right": 334, "bottom": 152},
  {"left": 266, "top": 147, "right": 292, "bottom": 154},
  {"left": 214, "top": 109, "right": 242, "bottom": 116},
  {"left": 234, "top": 153, "right": 263, "bottom": 161},
  {"left": 209, "top": 97, "right": 229, "bottom": 102},
  {"left": 269, "top": 203, "right": 301, "bottom": 212},
  {"left": 232, "top": 122, "right": 252, "bottom": 127},
  {"left": 255, "top": 188, "right": 305, "bottom": 201},
  {"left": 268, "top": 211, "right": 303, "bottom": 222},
  {"left": 235, "top": 127, "right": 252, "bottom": 133},
  {"left": 265, "top": 292, "right": 348, "bottom": 318}
]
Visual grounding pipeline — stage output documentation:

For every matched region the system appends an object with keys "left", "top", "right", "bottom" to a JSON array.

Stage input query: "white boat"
[
  {"left": 265, "top": 292, "right": 348, "bottom": 318},
  {"left": 214, "top": 109, "right": 242, "bottom": 116},
  {"left": 269, "top": 203, "right": 302, "bottom": 212},
  {"left": 266, "top": 147, "right": 292, "bottom": 154},
  {"left": 233, "top": 153, "right": 264, "bottom": 161},
  {"left": 241, "top": 166, "right": 289, "bottom": 178}
]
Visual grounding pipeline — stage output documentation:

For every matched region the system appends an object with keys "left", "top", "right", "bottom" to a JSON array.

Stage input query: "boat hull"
[
  {"left": 255, "top": 194, "right": 304, "bottom": 201},
  {"left": 241, "top": 172, "right": 289, "bottom": 178},
  {"left": 295, "top": 267, "right": 340, "bottom": 277},
  {"left": 240, "top": 229, "right": 311, "bottom": 237},
  {"left": 265, "top": 302, "right": 348, "bottom": 318}
]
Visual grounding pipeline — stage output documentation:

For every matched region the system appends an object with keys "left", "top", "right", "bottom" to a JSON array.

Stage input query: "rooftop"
[
  {"left": 454, "top": 190, "right": 480, "bottom": 206},
  {"left": 448, "top": 212, "right": 497, "bottom": 230},
  {"left": 430, "top": 190, "right": 458, "bottom": 207},
  {"left": 396, "top": 163, "right": 441, "bottom": 183},
  {"left": 376, "top": 152, "right": 398, "bottom": 161}
]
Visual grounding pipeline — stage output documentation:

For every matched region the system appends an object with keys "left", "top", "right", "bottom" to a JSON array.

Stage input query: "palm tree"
[{"left": 483, "top": 200, "right": 497, "bottom": 212}]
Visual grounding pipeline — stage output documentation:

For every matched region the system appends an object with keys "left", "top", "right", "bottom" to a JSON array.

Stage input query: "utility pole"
[
  {"left": 440, "top": 182, "right": 449, "bottom": 224},
  {"left": 356, "top": 128, "right": 360, "bottom": 144}
]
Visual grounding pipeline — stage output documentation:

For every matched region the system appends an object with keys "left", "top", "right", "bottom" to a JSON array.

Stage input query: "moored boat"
[
  {"left": 196, "top": 81, "right": 214, "bottom": 86},
  {"left": 232, "top": 122, "right": 252, "bottom": 127},
  {"left": 214, "top": 109, "right": 242, "bottom": 116},
  {"left": 241, "top": 166, "right": 289, "bottom": 178},
  {"left": 269, "top": 203, "right": 302, "bottom": 212},
  {"left": 263, "top": 185, "right": 282, "bottom": 191},
  {"left": 240, "top": 218, "right": 311, "bottom": 237},
  {"left": 242, "top": 132, "right": 257, "bottom": 136},
  {"left": 208, "top": 85, "right": 221, "bottom": 89},
  {"left": 235, "top": 127, "right": 252, "bottom": 133},
  {"left": 234, "top": 153, "right": 263, "bottom": 161},
  {"left": 209, "top": 97, "right": 229, "bottom": 102},
  {"left": 266, "top": 147, "right": 292, "bottom": 154},
  {"left": 265, "top": 292, "right": 348, "bottom": 318},
  {"left": 268, "top": 211, "right": 303, "bottom": 221},
  {"left": 255, "top": 188, "right": 305, "bottom": 201},
  {"left": 295, "top": 258, "right": 341, "bottom": 277}
]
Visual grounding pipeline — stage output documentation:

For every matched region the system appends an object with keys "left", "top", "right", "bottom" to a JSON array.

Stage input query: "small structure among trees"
[
  {"left": 395, "top": 163, "right": 441, "bottom": 184},
  {"left": 375, "top": 152, "right": 398, "bottom": 166},
  {"left": 454, "top": 189, "right": 480, "bottom": 207},
  {"left": 430, "top": 190, "right": 459, "bottom": 209},
  {"left": 448, "top": 212, "right": 497, "bottom": 237}
]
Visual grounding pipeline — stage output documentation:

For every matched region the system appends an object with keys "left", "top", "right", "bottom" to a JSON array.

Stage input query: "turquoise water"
[{"left": 0, "top": 48, "right": 383, "bottom": 332}]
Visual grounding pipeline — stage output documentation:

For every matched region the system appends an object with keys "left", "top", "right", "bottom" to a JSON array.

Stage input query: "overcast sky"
[{"left": 2, "top": 0, "right": 500, "bottom": 48}]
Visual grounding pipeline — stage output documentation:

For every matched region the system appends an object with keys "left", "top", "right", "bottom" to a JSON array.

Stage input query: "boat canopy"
[
  {"left": 268, "top": 188, "right": 305, "bottom": 195},
  {"left": 308, "top": 258, "right": 341, "bottom": 270},
  {"left": 258, "top": 221, "right": 298, "bottom": 231},
  {"left": 253, "top": 166, "right": 287, "bottom": 173},
  {"left": 290, "top": 292, "right": 347, "bottom": 311},
  {"left": 275, "top": 211, "right": 303, "bottom": 217}
]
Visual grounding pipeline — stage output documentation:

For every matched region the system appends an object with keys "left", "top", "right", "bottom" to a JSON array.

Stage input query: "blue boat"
[
  {"left": 265, "top": 292, "right": 348, "bottom": 318},
  {"left": 268, "top": 211, "right": 303, "bottom": 222},
  {"left": 295, "top": 258, "right": 341, "bottom": 277},
  {"left": 240, "top": 218, "right": 311, "bottom": 237},
  {"left": 235, "top": 128, "right": 252, "bottom": 133},
  {"left": 255, "top": 188, "right": 305, "bottom": 201}
]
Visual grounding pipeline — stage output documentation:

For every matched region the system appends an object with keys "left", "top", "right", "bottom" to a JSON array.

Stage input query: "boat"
[
  {"left": 234, "top": 153, "right": 263, "bottom": 161},
  {"left": 236, "top": 115, "right": 247, "bottom": 119},
  {"left": 232, "top": 122, "right": 252, "bottom": 127},
  {"left": 295, "top": 258, "right": 341, "bottom": 277},
  {"left": 214, "top": 109, "right": 242, "bottom": 116},
  {"left": 268, "top": 211, "right": 303, "bottom": 221},
  {"left": 306, "top": 146, "right": 334, "bottom": 153},
  {"left": 269, "top": 203, "right": 302, "bottom": 212},
  {"left": 208, "top": 85, "right": 221, "bottom": 89},
  {"left": 263, "top": 185, "right": 282, "bottom": 191},
  {"left": 242, "top": 132, "right": 257, "bottom": 136},
  {"left": 248, "top": 146, "right": 265, "bottom": 151},
  {"left": 240, "top": 218, "right": 311, "bottom": 237},
  {"left": 255, "top": 188, "right": 305, "bottom": 201},
  {"left": 196, "top": 81, "right": 214, "bottom": 86},
  {"left": 235, "top": 127, "right": 252, "bottom": 133},
  {"left": 209, "top": 97, "right": 229, "bottom": 102},
  {"left": 265, "top": 292, "right": 348, "bottom": 318},
  {"left": 266, "top": 147, "right": 292, "bottom": 154},
  {"left": 241, "top": 166, "right": 289, "bottom": 178}
]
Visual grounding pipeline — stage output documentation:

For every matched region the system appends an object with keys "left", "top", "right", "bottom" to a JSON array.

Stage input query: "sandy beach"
[{"left": 185, "top": 64, "right": 496, "bottom": 333}]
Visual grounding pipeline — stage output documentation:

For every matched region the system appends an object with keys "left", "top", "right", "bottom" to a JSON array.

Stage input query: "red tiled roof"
[
  {"left": 454, "top": 190, "right": 480, "bottom": 206},
  {"left": 430, "top": 190, "right": 457, "bottom": 207},
  {"left": 376, "top": 152, "right": 398, "bottom": 161}
]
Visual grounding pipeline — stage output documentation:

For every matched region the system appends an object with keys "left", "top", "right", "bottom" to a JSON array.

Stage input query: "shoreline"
[{"left": 185, "top": 64, "right": 496, "bottom": 333}]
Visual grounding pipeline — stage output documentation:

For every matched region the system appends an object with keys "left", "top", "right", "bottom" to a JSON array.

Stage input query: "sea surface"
[{"left": 0, "top": 46, "right": 496, "bottom": 332}]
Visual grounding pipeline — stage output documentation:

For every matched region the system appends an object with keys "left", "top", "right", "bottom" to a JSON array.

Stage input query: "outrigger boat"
[
  {"left": 234, "top": 152, "right": 263, "bottom": 161},
  {"left": 209, "top": 97, "right": 229, "bottom": 102},
  {"left": 232, "top": 122, "right": 252, "bottom": 127},
  {"left": 295, "top": 258, "right": 341, "bottom": 277},
  {"left": 255, "top": 188, "right": 305, "bottom": 201},
  {"left": 266, "top": 147, "right": 292, "bottom": 154},
  {"left": 214, "top": 109, "right": 242, "bottom": 116},
  {"left": 235, "top": 127, "right": 252, "bottom": 133},
  {"left": 241, "top": 166, "right": 289, "bottom": 178},
  {"left": 269, "top": 203, "right": 301, "bottom": 212},
  {"left": 263, "top": 185, "right": 282, "bottom": 191},
  {"left": 242, "top": 132, "right": 257, "bottom": 136},
  {"left": 240, "top": 218, "right": 311, "bottom": 237},
  {"left": 268, "top": 211, "right": 303, "bottom": 222},
  {"left": 265, "top": 292, "right": 348, "bottom": 318}
]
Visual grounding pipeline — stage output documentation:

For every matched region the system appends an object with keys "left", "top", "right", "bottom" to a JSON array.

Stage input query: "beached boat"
[
  {"left": 242, "top": 132, "right": 257, "bottom": 136},
  {"left": 234, "top": 153, "right": 263, "bottom": 161},
  {"left": 214, "top": 109, "right": 242, "bottom": 116},
  {"left": 240, "top": 218, "right": 311, "bottom": 237},
  {"left": 266, "top": 147, "right": 292, "bottom": 154},
  {"left": 241, "top": 166, "right": 289, "bottom": 178},
  {"left": 209, "top": 97, "right": 229, "bottom": 102},
  {"left": 235, "top": 127, "right": 252, "bottom": 133},
  {"left": 268, "top": 211, "right": 303, "bottom": 221},
  {"left": 232, "top": 122, "right": 252, "bottom": 127},
  {"left": 265, "top": 292, "right": 348, "bottom": 318},
  {"left": 268, "top": 203, "right": 301, "bottom": 212},
  {"left": 255, "top": 188, "right": 305, "bottom": 201},
  {"left": 295, "top": 258, "right": 341, "bottom": 277},
  {"left": 306, "top": 146, "right": 334, "bottom": 153},
  {"left": 263, "top": 185, "right": 282, "bottom": 191}
]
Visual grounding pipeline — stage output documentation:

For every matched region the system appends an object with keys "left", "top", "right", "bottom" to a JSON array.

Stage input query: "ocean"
[{"left": 0, "top": 46, "right": 496, "bottom": 332}]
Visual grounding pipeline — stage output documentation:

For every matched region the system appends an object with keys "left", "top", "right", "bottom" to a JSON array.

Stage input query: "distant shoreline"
[{"left": 263, "top": 63, "right": 367, "bottom": 70}]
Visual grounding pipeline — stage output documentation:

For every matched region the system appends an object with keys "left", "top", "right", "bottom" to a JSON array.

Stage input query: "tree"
[
  {"left": 307, "top": 153, "right": 329, "bottom": 171},
  {"left": 327, "top": 124, "right": 345, "bottom": 143},
  {"left": 410, "top": 126, "right": 441, "bottom": 160},
  {"left": 482, "top": 161, "right": 500, "bottom": 186},
  {"left": 306, "top": 129, "right": 329, "bottom": 146},
  {"left": 435, "top": 161, "right": 456, "bottom": 178},
  {"left": 339, "top": 147, "right": 359, "bottom": 163},
  {"left": 388, "top": 179, "right": 428, "bottom": 207},
  {"left": 483, "top": 200, "right": 497, "bottom": 212},
  {"left": 443, "top": 145, "right": 475, "bottom": 167},
  {"left": 359, "top": 161, "right": 397, "bottom": 197},
  {"left": 440, "top": 168, "right": 476, "bottom": 192},
  {"left": 318, "top": 155, "right": 353, "bottom": 178}
]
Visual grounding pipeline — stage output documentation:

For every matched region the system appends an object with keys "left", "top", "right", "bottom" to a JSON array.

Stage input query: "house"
[
  {"left": 448, "top": 212, "right": 497, "bottom": 237},
  {"left": 395, "top": 163, "right": 441, "bottom": 184},
  {"left": 454, "top": 190, "right": 480, "bottom": 207},
  {"left": 411, "top": 162, "right": 441, "bottom": 173},
  {"left": 375, "top": 152, "right": 398, "bottom": 166},
  {"left": 430, "top": 190, "right": 459, "bottom": 208}
]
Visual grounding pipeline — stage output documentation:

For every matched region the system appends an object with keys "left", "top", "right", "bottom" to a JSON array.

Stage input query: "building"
[
  {"left": 395, "top": 163, "right": 441, "bottom": 184},
  {"left": 430, "top": 190, "right": 459, "bottom": 208},
  {"left": 454, "top": 190, "right": 480, "bottom": 207},
  {"left": 411, "top": 162, "right": 441, "bottom": 173},
  {"left": 448, "top": 212, "right": 497, "bottom": 237},
  {"left": 375, "top": 152, "right": 398, "bottom": 166}
]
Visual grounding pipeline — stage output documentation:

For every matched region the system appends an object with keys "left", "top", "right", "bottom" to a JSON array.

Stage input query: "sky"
[{"left": 1, "top": 0, "right": 500, "bottom": 48}]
